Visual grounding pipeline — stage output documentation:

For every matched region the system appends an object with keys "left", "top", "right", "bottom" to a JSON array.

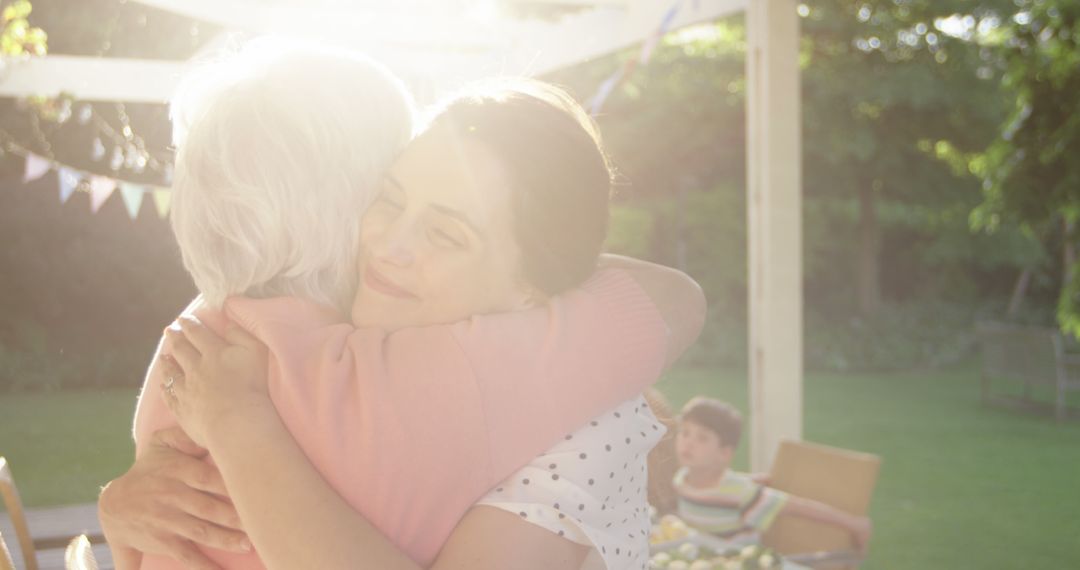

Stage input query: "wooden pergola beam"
[
  {"left": 0, "top": 55, "right": 188, "bottom": 102},
  {"left": 495, "top": 0, "right": 746, "bottom": 77},
  {"left": 1, "top": 0, "right": 746, "bottom": 102},
  {"left": 746, "top": 0, "right": 803, "bottom": 472},
  {"left": 501, "top": 0, "right": 632, "bottom": 6}
]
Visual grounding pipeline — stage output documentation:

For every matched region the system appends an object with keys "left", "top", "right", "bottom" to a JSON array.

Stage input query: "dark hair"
[
  {"left": 427, "top": 78, "right": 613, "bottom": 295},
  {"left": 680, "top": 397, "right": 743, "bottom": 449}
]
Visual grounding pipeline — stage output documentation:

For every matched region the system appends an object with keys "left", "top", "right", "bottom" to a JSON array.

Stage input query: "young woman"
[{"left": 99, "top": 43, "right": 705, "bottom": 570}]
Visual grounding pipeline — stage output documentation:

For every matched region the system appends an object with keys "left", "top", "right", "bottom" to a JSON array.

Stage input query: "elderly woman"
[{"left": 100, "top": 42, "right": 705, "bottom": 570}]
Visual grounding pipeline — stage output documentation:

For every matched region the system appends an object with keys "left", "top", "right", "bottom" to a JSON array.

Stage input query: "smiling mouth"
[{"left": 363, "top": 265, "right": 419, "bottom": 300}]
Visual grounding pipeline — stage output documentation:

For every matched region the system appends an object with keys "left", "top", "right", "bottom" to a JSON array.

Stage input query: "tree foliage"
[
  {"left": 552, "top": 0, "right": 1054, "bottom": 368},
  {"left": 1, "top": 0, "right": 46, "bottom": 56},
  {"left": 968, "top": 1, "right": 1080, "bottom": 334}
]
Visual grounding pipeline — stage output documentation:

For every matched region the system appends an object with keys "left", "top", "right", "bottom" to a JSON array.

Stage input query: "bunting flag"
[
  {"left": 152, "top": 189, "right": 172, "bottom": 219},
  {"left": 22, "top": 153, "right": 50, "bottom": 183},
  {"left": 588, "top": 72, "right": 624, "bottom": 116},
  {"left": 119, "top": 183, "right": 145, "bottom": 219},
  {"left": 8, "top": 146, "right": 171, "bottom": 220},
  {"left": 589, "top": 0, "right": 690, "bottom": 116},
  {"left": 57, "top": 168, "right": 79, "bottom": 204},
  {"left": 89, "top": 176, "right": 116, "bottom": 213},
  {"left": 639, "top": 33, "right": 662, "bottom": 65}
]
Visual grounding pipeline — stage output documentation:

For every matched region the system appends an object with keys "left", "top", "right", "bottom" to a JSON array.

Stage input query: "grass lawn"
[
  {"left": 0, "top": 388, "right": 138, "bottom": 507},
  {"left": 2, "top": 365, "right": 1079, "bottom": 568}
]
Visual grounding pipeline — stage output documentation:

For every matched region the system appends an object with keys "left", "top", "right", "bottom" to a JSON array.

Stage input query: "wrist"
[
  {"left": 840, "top": 512, "right": 861, "bottom": 531},
  {"left": 204, "top": 395, "right": 279, "bottom": 451}
]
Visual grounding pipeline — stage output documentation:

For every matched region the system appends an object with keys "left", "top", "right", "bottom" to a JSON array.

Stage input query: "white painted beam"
[
  {"left": 1, "top": 0, "right": 748, "bottom": 102},
  {"left": 0, "top": 55, "right": 188, "bottom": 102},
  {"left": 746, "top": 0, "right": 803, "bottom": 472},
  {"left": 489, "top": 0, "right": 747, "bottom": 77},
  {"left": 131, "top": 0, "right": 507, "bottom": 52},
  {"left": 129, "top": 0, "right": 746, "bottom": 77},
  {"left": 501, "top": 0, "right": 632, "bottom": 7}
]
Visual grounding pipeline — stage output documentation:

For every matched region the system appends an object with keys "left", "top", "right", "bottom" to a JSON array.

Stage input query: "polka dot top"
[{"left": 478, "top": 395, "right": 665, "bottom": 569}]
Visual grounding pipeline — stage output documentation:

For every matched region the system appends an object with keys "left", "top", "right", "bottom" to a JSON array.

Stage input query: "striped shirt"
[{"left": 673, "top": 467, "right": 788, "bottom": 546}]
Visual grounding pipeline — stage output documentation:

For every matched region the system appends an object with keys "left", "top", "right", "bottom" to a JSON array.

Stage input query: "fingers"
[
  {"left": 145, "top": 443, "right": 229, "bottom": 497},
  {"left": 169, "top": 511, "right": 250, "bottom": 555},
  {"left": 167, "top": 328, "right": 201, "bottom": 373},
  {"left": 151, "top": 426, "right": 207, "bottom": 458},
  {"left": 223, "top": 325, "right": 261, "bottom": 349},
  {"left": 169, "top": 453, "right": 230, "bottom": 497},
  {"left": 160, "top": 536, "right": 227, "bottom": 570},
  {"left": 179, "top": 316, "right": 228, "bottom": 354},
  {"left": 162, "top": 387, "right": 182, "bottom": 420},
  {"left": 169, "top": 487, "right": 245, "bottom": 533},
  {"left": 158, "top": 356, "right": 188, "bottom": 403}
]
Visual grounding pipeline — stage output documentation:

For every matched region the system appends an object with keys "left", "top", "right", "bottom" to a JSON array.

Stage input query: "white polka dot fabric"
[{"left": 477, "top": 395, "right": 665, "bottom": 569}]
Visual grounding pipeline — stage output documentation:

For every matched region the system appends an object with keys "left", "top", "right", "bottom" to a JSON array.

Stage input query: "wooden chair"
[
  {"left": 762, "top": 440, "right": 881, "bottom": 570},
  {"left": 1, "top": 529, "right": 16, "bottom": 570},
  {"left": 0, "top": 457, "right": 37, "bottom": 570},
  {"left": 63, "top": 535, "right": 98, "bottom": 570}
]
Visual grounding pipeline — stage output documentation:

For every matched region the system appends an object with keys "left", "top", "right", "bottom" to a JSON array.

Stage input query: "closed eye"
[{"left": 430, "top": 227, "right": 465, "bottom": 248}]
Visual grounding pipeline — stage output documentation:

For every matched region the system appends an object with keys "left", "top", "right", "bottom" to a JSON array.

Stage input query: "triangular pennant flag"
[
  {"left": 90, "top": 176, "right": 116, "bottom": 213},
  {"left": 23, "top": 153, "right": 51, "bottom": 183},
  {"left": 657, "top": 1, "right": 681, "bottom": 33},
  {"left": 589, "top": 72, "right": 622, "bottom": 116},
  {"left": 119, "top": 183, "right": 145, "bottom": 220},
  {"left": 57, "top": 168, "right": 79, "bottom": 204},
  {"left": 152, "top": 188, "right": 171, "bottom": 219},
  {"left": 639, "top": 33, "right": 662, "bottom": 65}
]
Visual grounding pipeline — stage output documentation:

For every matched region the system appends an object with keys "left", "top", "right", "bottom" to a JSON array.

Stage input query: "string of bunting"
[
  {"left": 588, "top": 0, "right": 695, "bottom": 116},
  {"left": 6, "top": 139, "right": 172, "bottom": 220},
  {"left": 7, "top": 0, "right": 696, "bottom": 218}
]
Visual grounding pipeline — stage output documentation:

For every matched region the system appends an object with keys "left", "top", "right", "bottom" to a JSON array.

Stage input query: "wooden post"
[{"left": 746, "top": 0, "right": 803, "bottom": 472}]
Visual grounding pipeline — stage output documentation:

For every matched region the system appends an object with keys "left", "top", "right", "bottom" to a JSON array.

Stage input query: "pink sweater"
[{"left": 133, "top": 269, "right": 667, "bottom": 568}]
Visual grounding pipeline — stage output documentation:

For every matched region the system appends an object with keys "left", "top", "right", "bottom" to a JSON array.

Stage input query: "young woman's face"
[{"left": 350, "top": 125, "right": 531, "bottom": 331}]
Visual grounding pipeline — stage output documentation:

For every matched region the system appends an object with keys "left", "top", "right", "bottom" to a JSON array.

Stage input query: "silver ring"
[{"left": 162, "top": 374, "right": 180, "bottom": 397}]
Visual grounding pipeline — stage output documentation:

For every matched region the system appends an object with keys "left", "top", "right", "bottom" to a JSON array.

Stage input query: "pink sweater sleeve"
[
  {"left": 443, "top": 267, "right": 669, "bottom": 476},
  {"left": 226, "top": 267, "right": 668, "bottom": 564},
  {"left": 132, "top": 298, "right": 231, "bottom": 457},
  {"left": 133, "top": 268, "right": 668, "bottom": 568}
]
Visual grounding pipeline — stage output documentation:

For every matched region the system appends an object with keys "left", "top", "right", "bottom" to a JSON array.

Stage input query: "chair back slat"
[
  {"left": 0, "top": 457, "right": 38, "bottom": 570},
  {"left": 0, "top": 529, "right": 16, "bottom": 570},
  {"left": 762, "top": 441, "right": 880, "bottom": 569}
]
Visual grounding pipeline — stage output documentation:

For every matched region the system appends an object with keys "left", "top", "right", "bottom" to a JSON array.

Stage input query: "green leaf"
[{"left": 11, "top": 0, "right": 32, "bottom": 19}]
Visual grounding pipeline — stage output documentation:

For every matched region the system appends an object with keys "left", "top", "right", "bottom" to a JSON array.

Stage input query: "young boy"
[{"left": 673, "top": 397, "right": 872, "bottom": 552}]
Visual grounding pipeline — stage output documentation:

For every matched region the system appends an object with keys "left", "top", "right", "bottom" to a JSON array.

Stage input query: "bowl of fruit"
[
  {"left": 649, "top": 514, "right": 696, "bottom": 550},
  {"left": 648, "top": 515, "right": 785, "bottom": 569},
  {"left": 649, "top": 544, "right": 784, "bottom": 570}
]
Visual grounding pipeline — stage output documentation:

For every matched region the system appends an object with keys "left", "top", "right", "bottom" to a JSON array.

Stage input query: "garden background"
[{"left": 1, "top": 1, "right": 1079, "bottom": 568}]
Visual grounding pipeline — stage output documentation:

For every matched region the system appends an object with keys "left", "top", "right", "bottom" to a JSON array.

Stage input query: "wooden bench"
[{"left": 975, "top": 321, "right": 1080, "bottom": 422}]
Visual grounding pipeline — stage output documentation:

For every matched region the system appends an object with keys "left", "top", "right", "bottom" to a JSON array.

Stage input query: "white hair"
[{"left": 169, "top": 38, "right": 414, "bottom": 312}]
